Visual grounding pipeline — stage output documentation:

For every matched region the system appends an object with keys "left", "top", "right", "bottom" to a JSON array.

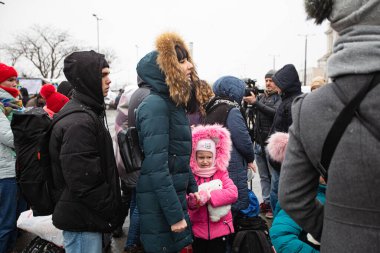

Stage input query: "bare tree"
[
  {"left": 100, "top": 47, "right": 117, "bottom": 66},
  {"left": 1, "top": 25, "right": 79, "bottom": 79}
]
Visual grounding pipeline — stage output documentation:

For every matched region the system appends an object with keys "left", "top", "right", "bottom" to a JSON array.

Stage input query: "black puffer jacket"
[
  {"left": 269, "top": 64, "right": 302, "bottom": 171},
  {"left": 270, "top": 64, "right": 302, "bottom": 134},
  {"left": 50, "top": 51, "right": 122, "bottom": 232},
  {"left": 254, "top": 92, "right": 281, "bottom": 144}
]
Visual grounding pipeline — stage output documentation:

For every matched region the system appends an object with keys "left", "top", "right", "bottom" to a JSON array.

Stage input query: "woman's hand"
[
  {"left": 171, "top": 219, "right": 187, "bottom": 233},
  {"left": 247, "top": 162, "right": 256, "bottom": 173}
]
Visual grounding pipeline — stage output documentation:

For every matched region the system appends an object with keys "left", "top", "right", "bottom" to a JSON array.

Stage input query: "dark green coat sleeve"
[{"left": 137, "top": 97, "right": 184, "bottom": 225}]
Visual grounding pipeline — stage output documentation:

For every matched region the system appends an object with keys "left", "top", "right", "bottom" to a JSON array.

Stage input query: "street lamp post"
[
  {"left": 298, "top": 34, "right": 315, "bottom": 86},
  {"left": 303, "top": 35, "right": 308, "bottom": 86},
  {"left": 269, "top": 54, "right": 279, "bottom": 70},
  {"left": 92, "top": 14, "right": 102, "bottom": 53}
]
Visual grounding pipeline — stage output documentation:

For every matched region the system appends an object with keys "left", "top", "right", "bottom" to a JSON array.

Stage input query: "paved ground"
[{"left": 14, "top": 109, "right": 269, "bottom": 252}]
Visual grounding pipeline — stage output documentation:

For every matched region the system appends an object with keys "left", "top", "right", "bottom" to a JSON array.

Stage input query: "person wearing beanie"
[
  {"left": 48, "top": 51, "right": 122, "bottom": 252},
  {"left": 265, "top": 69, "right": 276, "bottom": 79},
  {"left": 57, "top": 80, "right": 74, "bottom": 99},
  {"left": 135, "top": 32, "right": 199, "bottom": 252},
  {"left": 242, "top": 69, "right": 281, "bottom": 219},
  {"left": 0, "top": 63, "right": 27, "bottom": 253},
  {"left": 187, "top": 124, "right": 237, "bottom": 253},
  {"left": 40, "top": 84, "right": 69, "bottom": 117},
  {"left": 278, "top": 1, "right": 380, "bottom": 252},
  {"left": 0, "top": 63, "right": 20, "bottom": 99}
]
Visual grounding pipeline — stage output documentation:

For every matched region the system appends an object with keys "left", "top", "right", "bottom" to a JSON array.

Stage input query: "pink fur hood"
[
  {"left": 190, "top": 124, "right": 232, "bottom": 173},
  {"left": 267, "top": 132, "right": 289, "bottom": 163}
]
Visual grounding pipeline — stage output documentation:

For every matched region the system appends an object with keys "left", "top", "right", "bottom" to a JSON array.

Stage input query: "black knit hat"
[{"left": 57, "top": 81, "right": 74, "bottom": 98}]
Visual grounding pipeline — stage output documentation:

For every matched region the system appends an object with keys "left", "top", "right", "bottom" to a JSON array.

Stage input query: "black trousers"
[{"left": 192, "top": 236, "right": 227, "bottom": 253}]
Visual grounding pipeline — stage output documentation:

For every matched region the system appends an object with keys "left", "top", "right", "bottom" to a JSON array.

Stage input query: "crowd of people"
[{"left": 1, "top": 0, "right": 379, "bottom": 252}]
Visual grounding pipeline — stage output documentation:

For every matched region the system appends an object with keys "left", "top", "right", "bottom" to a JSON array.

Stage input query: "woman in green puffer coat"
[{"left": 135, "top": 32, "right": 204, "bottom": 253}]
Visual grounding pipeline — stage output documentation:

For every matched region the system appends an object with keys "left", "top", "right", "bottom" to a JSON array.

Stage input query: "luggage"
[{"left": 22, "top": 236, "right": 64, "bottom": 253}]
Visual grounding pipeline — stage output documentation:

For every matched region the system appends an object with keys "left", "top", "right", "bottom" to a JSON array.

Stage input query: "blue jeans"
[
  {"left": 254, "top": 143, "right": 271, "bottom": 204},
  {"left": 266, "top": 153, "right": 280, "bottom": 212},
  {"left": 0, "top": 178, "right": 27, "bottom": 253},
  {"left": 124, "top": 189, "right": 141, "bottom": 250},
  {"left": 63, "top": 231, "right": 102, "bottom": 253}
]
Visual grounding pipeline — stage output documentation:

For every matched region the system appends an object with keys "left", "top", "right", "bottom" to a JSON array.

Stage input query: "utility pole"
[
  {"left": 298, "top": 34, "right": 314, "bottom": 86},
  {"left": 92, "top": 14, "right": 102, "bottom": 53},
  {"left": 269, "top": 54, "right": 279, "bottom": 70}
]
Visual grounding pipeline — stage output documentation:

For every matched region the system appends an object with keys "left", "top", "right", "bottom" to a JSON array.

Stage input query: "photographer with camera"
[{"left": 243, "top": 69, "right": 281, "bottom": 219}]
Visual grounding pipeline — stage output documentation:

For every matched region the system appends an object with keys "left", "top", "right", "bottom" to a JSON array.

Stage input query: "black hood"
[
  {"left": 63, "top": 51, "right": 108, "bottom": 107},
  {"left": 272, "top": 64, "right": 302, "bottom": 95}
]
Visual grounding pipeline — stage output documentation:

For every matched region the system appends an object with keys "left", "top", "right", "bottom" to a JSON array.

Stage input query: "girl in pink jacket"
[{"left": 188, "top": 124, "right": 238, "bottom": 253}]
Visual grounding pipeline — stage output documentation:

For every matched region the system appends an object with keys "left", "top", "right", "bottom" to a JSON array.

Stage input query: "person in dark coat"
[
  {"left": 49, "top": 51, "right": 122, "bottom": 253},
  {"left": 243, "top": 69, "right": 282, "bottom": 219},
  {"left": 135, "top": 32, "right": 199, "bottom": 253},
  {"left": 204, "top": 76, "right": 256, "bottom": 216},
  {"left": 57, "top": 80, "right": 74, "bottom": 99},
  {"left": 19, "top": 87, "right": 30, "bottom": 107},
  {"left": 186, "top": 79, "right": 214, "bottom": 126},
  {"left": 279, "top": 1, "right": 380, "bottom": 252},
  {"left": 267, "top": 64, "right": 302, "bottom": 211}
]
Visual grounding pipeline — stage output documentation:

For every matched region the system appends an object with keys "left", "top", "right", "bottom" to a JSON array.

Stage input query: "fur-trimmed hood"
[
  {"left": 190, "top": 124, "right": 232, "bottom": 174},
  {"left": 136, "top": 32, "right": 200, "bottom": 106},
  {"left": 156, "top": 32, "right": 199, "bottom": 106}
]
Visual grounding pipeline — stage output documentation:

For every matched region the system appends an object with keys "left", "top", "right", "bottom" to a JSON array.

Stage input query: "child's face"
[{"left": 196, "top": 150, "right": 213, "bottom": 169}]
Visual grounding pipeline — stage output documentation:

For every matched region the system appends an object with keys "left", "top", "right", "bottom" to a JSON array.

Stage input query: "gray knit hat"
[
  {"left": 305, "top": 0, "right": 380, "bottom": 31},
  {"left": 265, "top": 69, "right": 276, "bottom": 79},
  {"left": 304, "top": 0, "right": 380, "bottom": 78}
]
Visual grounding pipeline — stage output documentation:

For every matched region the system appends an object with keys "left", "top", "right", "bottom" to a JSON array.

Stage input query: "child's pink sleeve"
[{"left": 209, "top": 172, "right": 238, "bottom": 207}]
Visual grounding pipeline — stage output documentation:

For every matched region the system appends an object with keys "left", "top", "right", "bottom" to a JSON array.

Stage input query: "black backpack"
[
  {"left": 22, "top": 236, "right": 65, "bottom": 253},
  {"left": 232, "top": 216, "right": 275, "bottom": 253},
  {"left": 11, "top": 107, "right": 97, "bottom": 216},
  {"left": 117, "top": 126, "right": 144, "bottom": 173},
  {"left": 203, "top": 97, "right": 237, "bottom": 126}
]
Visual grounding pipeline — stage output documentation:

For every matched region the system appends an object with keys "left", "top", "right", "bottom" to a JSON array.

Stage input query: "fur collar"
[
  {"left": 155, "top": 32, "right": 200, "bottom": 106},
  {"left": 190, "top": 124, "right": 232, "bottom": 175}
]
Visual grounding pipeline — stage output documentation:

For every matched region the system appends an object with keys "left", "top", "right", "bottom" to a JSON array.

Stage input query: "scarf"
[
  {"left": 264, "top": 89, "right": 278, "bottom": 97},
  {"left": 0, "top": 88, "right": 23, "bottom": 120},
  {"left": 192, "top": 164, "right": 217, "bottom": 178},
  {"left": 0, "top": 85, "right": 19, "bottom": 98}
]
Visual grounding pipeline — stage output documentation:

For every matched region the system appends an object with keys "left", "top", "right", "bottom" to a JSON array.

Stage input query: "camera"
[{"left": 242, "top": 78, "right": 263, "bottom": 97}]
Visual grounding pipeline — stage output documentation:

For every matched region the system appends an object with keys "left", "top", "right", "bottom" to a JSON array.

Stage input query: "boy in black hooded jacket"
[{"left": 49, "top": 51, "right": 122, "bottom": 253}]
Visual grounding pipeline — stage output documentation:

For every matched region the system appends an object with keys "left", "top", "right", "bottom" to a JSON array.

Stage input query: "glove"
[
  {"left": 188, "top": 193, "right": 198, "bottom": 210},
  {"left": 198, "top": 190, "right": 210, "bottom": 206}
]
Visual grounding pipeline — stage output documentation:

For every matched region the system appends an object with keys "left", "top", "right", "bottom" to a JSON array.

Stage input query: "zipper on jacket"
[
  {"left": 223, "top": 220, "right": 232, "bottom": 235},
  {"left": 207, "top": 207, "right": 211, "bottom": 240}
]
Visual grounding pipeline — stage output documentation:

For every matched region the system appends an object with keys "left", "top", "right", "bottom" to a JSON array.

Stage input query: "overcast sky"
[{"left": 0, "top": 0, "right": 328, "bottom": 89}]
